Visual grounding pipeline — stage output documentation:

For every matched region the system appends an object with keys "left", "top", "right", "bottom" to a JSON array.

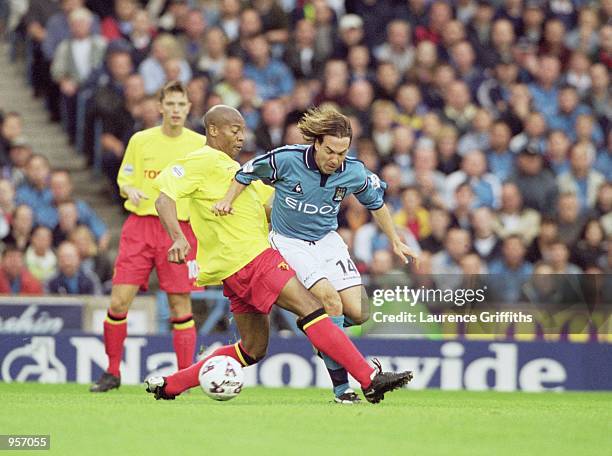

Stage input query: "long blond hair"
[{"left": 298, "top": 106, "right": 352, "bottom": 144}]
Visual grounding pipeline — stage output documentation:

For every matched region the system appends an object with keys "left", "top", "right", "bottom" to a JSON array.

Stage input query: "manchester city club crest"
[{"left": 333, "top": 187, "right": 347, "bottom": 202}]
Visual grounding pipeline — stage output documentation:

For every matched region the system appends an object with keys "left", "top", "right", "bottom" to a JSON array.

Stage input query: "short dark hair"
[{"left": 158, "top": 80, "right": 188, "bottom": 102}]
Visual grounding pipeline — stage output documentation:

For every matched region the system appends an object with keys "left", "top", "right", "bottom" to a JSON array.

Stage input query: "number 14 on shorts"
[{"left": 336, "top": 259, "right": 357, "bottom": 275}]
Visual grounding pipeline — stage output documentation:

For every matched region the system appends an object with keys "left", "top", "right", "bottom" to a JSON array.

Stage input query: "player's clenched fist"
[
  {"left": 167, "top": 236, "right": 191, "bottom": 263},
  {"left": 211, "top": 200, "right": 234, "bottom": 216}
]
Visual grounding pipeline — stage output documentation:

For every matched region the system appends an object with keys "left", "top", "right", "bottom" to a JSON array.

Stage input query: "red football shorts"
[
  {"left": 113, "top": 214, "right": 200, "bottom": 293},
  {"left": 222, "top": 248, "right": 296, "bottom": 314}
]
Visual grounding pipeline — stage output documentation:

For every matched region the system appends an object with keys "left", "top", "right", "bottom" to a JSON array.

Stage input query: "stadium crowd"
[{"left": 0, "top": 0, "right": 610, "bottom": 302}]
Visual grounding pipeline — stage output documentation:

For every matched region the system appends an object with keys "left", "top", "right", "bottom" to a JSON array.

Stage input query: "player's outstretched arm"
[
  {"left": 155, "top": 192, "right": 190, "bottom": 263},
  {"left": 212, "top": 179, "right": 247, "bottom": 216},
  {"left": 371, "top": 204, "right": 419, "bottom": 266}
]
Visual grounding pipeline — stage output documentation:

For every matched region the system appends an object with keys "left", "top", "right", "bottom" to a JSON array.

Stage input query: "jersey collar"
[{"left": 303, "top": 145, "right": 346, "bottom": 173}]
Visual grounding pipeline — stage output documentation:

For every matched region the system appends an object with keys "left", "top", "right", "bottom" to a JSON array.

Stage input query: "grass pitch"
[{"left": 1, "top": 383, "right": 610, "bottom": 456}]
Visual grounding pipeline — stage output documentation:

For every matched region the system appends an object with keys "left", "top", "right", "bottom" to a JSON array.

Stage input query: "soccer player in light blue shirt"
[{"left": 214, "top": 107, "right": 418, "bottom": 403}]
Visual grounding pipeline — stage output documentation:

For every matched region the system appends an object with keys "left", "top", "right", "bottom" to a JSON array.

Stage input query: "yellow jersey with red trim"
[
  {"left": 154, "top": 145, "right": 273, "bottom": 286},
  {"left": 117, "top": 126, "right": 205, "bottom": 220}
]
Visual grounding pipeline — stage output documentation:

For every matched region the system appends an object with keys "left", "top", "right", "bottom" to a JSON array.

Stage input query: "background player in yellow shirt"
[
  {"left": 147, "top": 106, "right": 412, "bottom": 403},
  {"left": 90, "top": 81, "right": 205, "bottom": 393}
]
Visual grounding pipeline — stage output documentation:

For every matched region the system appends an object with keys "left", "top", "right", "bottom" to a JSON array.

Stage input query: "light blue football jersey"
[{"left": 235, "top": 144, "right": 386, "bottom": 241}]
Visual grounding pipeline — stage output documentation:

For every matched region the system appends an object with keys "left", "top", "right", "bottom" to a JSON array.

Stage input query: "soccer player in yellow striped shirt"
[
  {"left": 91, "top": 82, "right": 205, "bottom": 393},
  {"left": 146, "top": 105, "right": 412, "bottom": 403}
]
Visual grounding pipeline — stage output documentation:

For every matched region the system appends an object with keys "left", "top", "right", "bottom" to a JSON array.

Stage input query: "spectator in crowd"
[
  {"left": 47, "top": 240, "right": 101, "bottom": 295},
  {"left": 446, "top": 150, "right": 502, "bottom": 209},
  {"left": 39, "top": 170, "right": 109, "bottom": 250},
  {"left": 284, "top": 18, "right": 327, "bottom": 81},
  {"left": 546, "top": 129, "right": 572, "bottom": 176},
  {"left": 214, "top": 56, "right": 244, "bottom": 108},
  {"left": 571, "top": 219, "right": 606, "bottom": 271},
  {"left": 315, "top": 59, "right": 350, "bottom": 106},
  {"left": 332, "top": 14, "right": 365, "bottom": 60},
  {"left": 227, "top": 8, "right": 263, "bottom": 61},
  {"left": 457, "top": 108, "right": 492, "bottom": 156},
  {"left": 488, "top": 235, "right": 533, "bottom": 303},
  {"left": 499, "top": 83, "right": 532, "bottom": 136},
  {"left": 511, "top": 144, "right": 558, "bottom": 216},
  {"left": 431, "top": 227, "right": 471, "bottom": 289},
  {"left": 449, "top": 181, "right": 474, "bottom": 229},
  {"left": 528, "top": 54, "right": 561, "bottom": 122},
  {"left": 42, "top": 0, "right": 100, "bottom": 64},
  {"left": 548, "top": 85, "right": 603, "bottom": 144},
  {"left": 24, "top": 225, "right": 57, "bottom": 284},
  {"left": 196, "top": 26, "right": 228, "bottom": 83},
  {"left": 50, "top": 7, "right": 107, "bottom": 142},
  {"left": 3, "top": 204, "right": 34, "bottom": 251},
  {"left": 435, "top": 125, "right": 461, "bottom": 175},
  {"left": 254, "top": 98, "right": 286, "bottom": 154},
  {"left": 477, "top": 56, "right": 518, "bottom": 118},
  {"left": 139, "top": 33, "right": 192, "bottom": 94},
  {"left": 420, "top": 206, "right": 450, "bottom": 254},
  {"left": 0, "top": 179, "right": 15, "bottom": 230},
  {"left": 369, "top": 100, "right": 396, "bottom": 159},
  {"left": 177, "top": 8, "right": 207, "bottom": 67},
  {"left": 185, "top": 76, "right": 208, "bottom": 134},
  {"left": 548, "top": 240, "right": 582, "bottom": 274},
  {"left": 374, "top": 19, "right": 414, "bottom": 75},
  {"left": 470, "top": 206, "right": 502, "bottom": 263},
  {"left": 347, "top": 45, "right": 374, "bottom": 83},
  {"left": 509, "top": 111, "right": 547, "bottom": 154},
  {"left": 100, "top": 0, "right": 138, "bottom": 42},
  {"left": 555, "top": 192, "right": 588, "bottom": 248},
  {"left": 127, "top": 8, "right": 154, "bottom": 67},
  {"left": 557, "top": 142, "right": 605, "bottom": 211},
  {"left": 237, "top": 78, "right": 263, "bottom": 132},
  {"left": 564, "top": 7, "right": 599, "bottom": 55},
  {"left": 441, "top": 80, "right": 477, "bottom": 135},
  {"left": 0, "top": 245, "right": 43, "bottom": 294},
  {"left": 2, "top": 139, "right": 32, "bottom": 187},
  {"left": 594, "top": 183, "right": 612, "bottom": 236},
  {"left": 587, "top": 63, "right": 610, "bottom": 131},
  {"left": 495, "top": 179, "right": 542, "bottom": 244},
  {"left": 217, "top": 0, "right": 242, "bottom": 43},
  {"left": 69, "top": 225, "right": 113, "bottom": 293},
  {"left": 22, "top": 0, "right": 62, "bottom": 99},
  {"left": 526, "top": 217, "right": 557, "bottom": 264},
  {"left": 244, "top": 33, "right": 294, "bottom": 101},
  {"left": 485, "top": 120, "right": 515, "bottom": 182},
  {"left": 52, "top": 200, "right": 81, "bottom": 247},
  {"left": 0, "top": 112, "right": 24, "bottom": 166},
  {"left": 393, "top": 186, "right": 430, "bottom": 241},
  {"left": 402, "top": 142, "right": 446, "bottom": 207}
]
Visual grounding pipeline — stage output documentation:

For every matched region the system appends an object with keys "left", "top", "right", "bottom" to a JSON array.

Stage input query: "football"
[{"left": 198, "top": 356, "right": 245, "bottom": 401}]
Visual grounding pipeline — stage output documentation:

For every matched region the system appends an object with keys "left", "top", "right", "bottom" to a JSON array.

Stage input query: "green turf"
[{"left": 0, "top": 384, "right": 610, "bottom": 456}]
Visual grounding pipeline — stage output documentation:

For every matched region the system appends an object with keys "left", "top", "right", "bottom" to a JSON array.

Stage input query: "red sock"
[
  {"left": 104, "top": 310, "right": 127, "bottom": 377},
  {"left": 171, "top": 314, "right": 197, "bottom": 370},
  {"left": 299, "top": 309, "right": 374, "bottom": 388},
  {"left": 165, "top": 342, "right": 257, "bottom": 396}
]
